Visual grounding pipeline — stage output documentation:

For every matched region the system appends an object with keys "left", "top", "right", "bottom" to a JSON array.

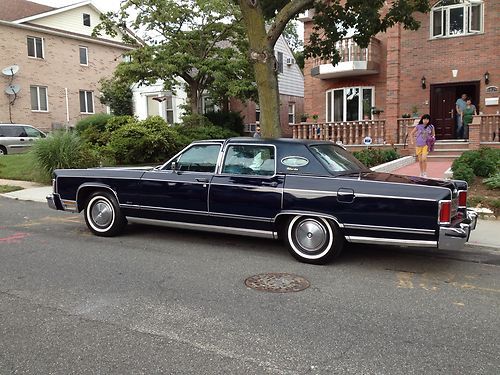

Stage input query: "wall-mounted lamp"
[
  {"left": 484, "top": 71, "right": 490, "bottom": 85},
  {"left": 421, "top": 76, "right": 426, "bottom": 89}
]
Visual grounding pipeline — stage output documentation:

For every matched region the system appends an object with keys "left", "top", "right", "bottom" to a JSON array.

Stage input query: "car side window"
[
  {"left": 222, "top": 145, "right": 275, "bottom": 176},
  {"left": 0, "top": 126, "right": 5, "bottom": 137},
  {"left": 24, "top": 126, "right": 44, "bottom": 138},
  {"left": 169, "top": 144, "right": 221, "bottom": 173}
]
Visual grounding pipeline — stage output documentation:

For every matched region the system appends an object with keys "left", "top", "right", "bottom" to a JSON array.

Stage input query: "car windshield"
[{"left": 309, "top": 144, "right": 368, "bottom": 174}]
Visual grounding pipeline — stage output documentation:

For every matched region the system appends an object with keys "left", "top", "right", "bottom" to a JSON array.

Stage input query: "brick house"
[
  {"left": 0, "top": 0, "right": 136, "bottom": 131},
  {"left": 300, "top": 0, "right": 499, "bottom": 147}
]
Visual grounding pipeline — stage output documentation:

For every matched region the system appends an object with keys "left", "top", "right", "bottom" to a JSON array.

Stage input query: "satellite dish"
[
  {"left": 5, "top": 84, "right": 21, "bottom": 95},
  {"left": 2, "top": 65, "right": 19, "bottom": 76}
]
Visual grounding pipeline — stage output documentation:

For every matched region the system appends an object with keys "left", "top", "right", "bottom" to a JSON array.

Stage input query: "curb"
[{"left": 371, "top": 155, "right": 416, "bottom": 173}]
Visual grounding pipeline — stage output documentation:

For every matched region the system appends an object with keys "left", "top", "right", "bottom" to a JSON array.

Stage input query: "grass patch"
[
  {"left": 0, "top": 153, "right": 50, "bottom": 184},
  {"left": 0, "top": 185, "right": 23, "bottom": 193}
]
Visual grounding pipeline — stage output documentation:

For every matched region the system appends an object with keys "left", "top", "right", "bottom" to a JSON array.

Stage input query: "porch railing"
[
  {"left": 311, "top": 37, "right": 382, "bottom": 67},
  {"left": 478, "top": 114, "right": 500, "bottom": 142},
  {"left": 291, "top": 120, "right": 386, "bottom": 145},
  {"left": 397, "top": 118, "right": 419, "bottom": 144}
]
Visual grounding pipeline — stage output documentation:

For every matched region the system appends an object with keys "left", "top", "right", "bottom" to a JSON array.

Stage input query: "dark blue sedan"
[{"left": 47, "top": 138, "right": 477, "bottom": 264}]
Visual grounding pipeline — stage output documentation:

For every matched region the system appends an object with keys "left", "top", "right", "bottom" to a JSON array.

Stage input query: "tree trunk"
[{"left": 239, "top": 0, "right": 281, "bottom": 138}]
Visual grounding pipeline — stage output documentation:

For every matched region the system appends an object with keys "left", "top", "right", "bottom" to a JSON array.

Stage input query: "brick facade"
[
  {"left": 303, "top": 0, "right": 499, "bottom": 142},
  {"left": 0, "top": 22, "right": 131, "bottom": 131}
]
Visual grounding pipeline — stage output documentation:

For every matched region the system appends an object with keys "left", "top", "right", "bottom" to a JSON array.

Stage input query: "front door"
[{"left": 430, "top": 82, "right": 480, "bottom": 140}]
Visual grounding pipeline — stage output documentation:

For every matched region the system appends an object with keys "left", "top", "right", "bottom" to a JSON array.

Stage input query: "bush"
[
  {"left": 483, "top": 173, "right": 500, "bottom": 190},
  {"left": 452, "top": 165, "right": 475, "bottom": 184},
  {"left": 204, "top": 111, "right": 244, "bottom": 134},
  {"left": 75, "top": 113, "right": 113, "bottom": 135},
  {"left": 174, "top": 124, "right": 239, "bottom": 148},
  {"left": 181, "top": 113, "right": 212, "bottom": 128},
  {"left": 32, "top": 131, "right": 100, "bottom": 177},
  {"left": 352, "top": 147, "right": 400, "bottom": 168},
  {"left": 106, "top": 116, "right": 180, "bottom": 165},
  {"left": 452, "top": 148, "right": 500, "bottom": 178}
]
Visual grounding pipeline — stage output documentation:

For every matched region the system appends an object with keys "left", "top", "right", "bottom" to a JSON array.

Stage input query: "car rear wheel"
[
  {"left": 0, "top": 146, "right": 7, "bottom": 155},
  {"left": 84, "top": 191, "right": 126, "bottom": 237},
  {"left": 285, "top": 216, "right": 344, "bottom": 264}
]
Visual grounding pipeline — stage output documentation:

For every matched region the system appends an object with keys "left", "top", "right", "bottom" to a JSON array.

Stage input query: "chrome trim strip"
[
  {"left": 209, "top": 182, "right": 281, "bottom": 192},
  {"left": 344, "top": 223, "right": 435, "bottom": 235},
  {"left": 274, "top": 211, "right": 344, "bottom": 228},
  {"left": 126, "top": 217, "right": 276, "bottom": 239},
  {"left": 139, "top": 178, "right": 207, "bottom": 184},
  {"left": 290, "top": 174, "right": 453, "bottom": 193},
  {"left": 283, "top": 188, "right": 436, "bottom": 202},
  {"left": 120, "top": 204, "right": 271, "bottom": 222},
  {"left": 347, "top": 236, "right": 437, "bottom": 247}
]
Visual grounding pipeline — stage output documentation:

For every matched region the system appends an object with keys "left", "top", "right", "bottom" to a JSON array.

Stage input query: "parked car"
[
  {"left": 47, "top": 138, "right": 477, "bottom": 264},
  {"left": 0, "top": 124, "right": 46, "bottom": 155}
]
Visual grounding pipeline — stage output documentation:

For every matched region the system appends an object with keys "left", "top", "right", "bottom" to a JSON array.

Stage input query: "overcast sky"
[{"left": 32, "top": 0, "right": 121, "bottom": 13}]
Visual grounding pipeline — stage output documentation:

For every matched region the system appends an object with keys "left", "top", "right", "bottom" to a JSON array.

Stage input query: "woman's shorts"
[{"left": 416, "top": 145, "right": 428, "bottom": 156}]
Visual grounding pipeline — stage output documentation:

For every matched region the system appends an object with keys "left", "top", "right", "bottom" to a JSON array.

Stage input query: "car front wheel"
[
  {"left": 84, "top": 191, "right": 126, "bottom": 237},
  {"left": 285, "top": 216, "right": 344, "bottom": 264}
]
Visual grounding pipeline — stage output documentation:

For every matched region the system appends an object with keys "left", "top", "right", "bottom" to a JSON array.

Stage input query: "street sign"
[{"left": 363, "top": 136, "right": 372, "bottom": 145}]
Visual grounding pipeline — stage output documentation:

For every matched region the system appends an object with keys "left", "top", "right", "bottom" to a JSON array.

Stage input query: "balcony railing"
[
  {"left": 291, "top": 120, "right": 386, "bottom": 145},
  {"left": 310, "top": 37, "right": 381, "bottom": 79},
  {"left": 478, "top": 114, "right": 500, "bottom": 143}
]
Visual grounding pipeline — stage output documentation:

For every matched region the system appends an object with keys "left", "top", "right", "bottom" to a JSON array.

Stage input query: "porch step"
[
  {"left": 430, "top": 148, "right": 470, "bottom": 157},
  {"left": 428, "top": 155, "right": 460, "bottom": 162}
]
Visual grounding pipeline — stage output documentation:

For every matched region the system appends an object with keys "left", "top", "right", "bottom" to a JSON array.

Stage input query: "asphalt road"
[{"left": 1, "top": 197, "right": 499, "bottom": 374}]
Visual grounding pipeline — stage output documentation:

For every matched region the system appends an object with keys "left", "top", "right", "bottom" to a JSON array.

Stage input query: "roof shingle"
[{"left": 0, "top": 0, "right": 55, "bottom": 22}]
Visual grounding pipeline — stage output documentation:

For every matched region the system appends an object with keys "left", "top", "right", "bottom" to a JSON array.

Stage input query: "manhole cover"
[{"left": 244, "top": 273, "right": 310, "bottom": 293}]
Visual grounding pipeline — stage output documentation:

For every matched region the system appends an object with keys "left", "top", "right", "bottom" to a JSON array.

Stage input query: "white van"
[{"left": 0, "top": 124, "right": 46, "bottom": 155}]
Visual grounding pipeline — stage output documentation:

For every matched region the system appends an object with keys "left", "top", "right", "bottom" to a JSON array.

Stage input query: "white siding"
[
  {"left": 132, "top": 80, "right": 186, "bottom": 124},
  {"left": 275, "top": 35, "right": 304, "bottom": 98},
  {"left": 28, "top": 5, "right": 125, "bottom": 43}
]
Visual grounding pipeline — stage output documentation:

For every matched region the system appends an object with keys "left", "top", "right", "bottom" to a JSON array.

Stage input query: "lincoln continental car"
[{"left": 47, "top": 138, "right": 477, "bottom": 264}]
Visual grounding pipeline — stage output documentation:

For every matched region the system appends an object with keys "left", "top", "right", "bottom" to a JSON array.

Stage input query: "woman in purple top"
[{"left": 410, "top": 114, "right": 435, "bottom": 177}]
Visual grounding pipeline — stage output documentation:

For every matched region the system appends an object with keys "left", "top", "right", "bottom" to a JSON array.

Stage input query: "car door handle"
[
  {"left": 195, "top": 178, "right": 209, "bottom": 183},
  {"left": 20, "top": 138, "right": 25, "bottom": 141},
  {"left": 261, "top": 181, "right": 278, "bottom": 187}
]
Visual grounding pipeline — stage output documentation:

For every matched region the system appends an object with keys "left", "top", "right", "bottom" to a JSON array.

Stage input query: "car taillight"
[
  {"left": 458, "top": 190, "right": 467, "bottom": 208},
  {"left": 439, "top": 200, "right": 451, "bottom": 224}
]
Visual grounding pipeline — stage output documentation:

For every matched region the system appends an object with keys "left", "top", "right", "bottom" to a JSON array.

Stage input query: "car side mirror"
[{"left": 171, "top": 161, "right": 177, "bottom": 171}]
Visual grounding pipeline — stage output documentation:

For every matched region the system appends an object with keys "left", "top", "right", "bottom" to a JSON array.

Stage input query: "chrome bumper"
[
  {"left": 438, "top": 209, "right": 478, "bottom": 250},
  {"left": 46, "top": 193, "right": 64, "bottom": 211}
]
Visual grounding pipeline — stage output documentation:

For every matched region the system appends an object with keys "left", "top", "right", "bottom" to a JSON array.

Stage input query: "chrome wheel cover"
[
  {"left": 91, "top": 200, "right": 113, "bottom": 228},
  {"left": 287, "top": 216, "right": 334, "bottom": 260}
]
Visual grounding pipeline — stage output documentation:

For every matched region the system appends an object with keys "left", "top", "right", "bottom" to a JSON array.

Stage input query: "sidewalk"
[
  {"left": 0, "top": 178, "right": 498, "bottom": 250},
  {"left": 391, "top": 161, "right": 452, "bottom": 179}
]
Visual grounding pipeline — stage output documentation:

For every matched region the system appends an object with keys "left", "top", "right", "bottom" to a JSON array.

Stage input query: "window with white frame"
[
  {"left": 79, "top": 90, "right": 94, "bottom": 113},
  {"left": 431, "top": 0, "right": 483, "bottom": 38},
  {"left": 255, "top": 104, "right": 260, "bottom": 123},
  {"left": 277, "top": 52, "right": 284, "bottom": 74},
  {"left": 27, "top": 36, "right": 43, "bottom": 58},
  {"left": 326, "top": 87, "right": 374, "bottom": 122},
  {"left": 165, "top": 96, "right": 174, "bottom": 124},
  {"left": 30, "top": 86, "right": 48, "bottom": 111},
  {"left": 79, "top": 46, "right": 88, "bottom": 65},
  {"left": 288, "top": 103, "right": 295, "bottom": 124}
]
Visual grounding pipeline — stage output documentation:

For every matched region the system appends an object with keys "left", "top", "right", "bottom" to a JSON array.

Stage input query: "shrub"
[
  {"left": 352, "top": 147, "right": 399, "bottom": 168},
  {"left": 483, "top": 173, "right": 500, "bottom": 190},
  {"left": 452, "top": 148, "right": 500, "bottom": 178},
  {"left": 75, "top": 113, "right": 113, "bottom": 135},
  {"left": 204, "top": 111, "right": 244, "bottom": 134},
  {"left": 174, "top": 124, "right": 239, "bottom": 148},
  {"left": 452, "top": 165, "right": 475, "bottom": 184},
  {"left": 106, "top": 116, "right": 180, "bottom": 165},
  {"left": 32, "top": 131, "right": 100, "bottom": 177},
  {"left": 181, "top": 113, "right": 212, "bottom": 128}
]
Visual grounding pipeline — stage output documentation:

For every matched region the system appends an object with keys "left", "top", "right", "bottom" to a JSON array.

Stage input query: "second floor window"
[
  {"left": 79, "top": 46, "right": 88, "bottom": 65},
  {"left": 83, "top": 13, "right": 91, "bottom": 27},
  {"left": 277, "top": 52, "right": 284, "bottom": 74},
  {"left": 27, "top": 36, "right": 43, "bottom": 58},
  {"left": 30, "top": 86, "right": 48, "bottom": 111},
  {"left": 431, "top": 0, "right": 483, "bottom": 38},
  {"left": 79, "top": 90, "right": 94, "bottom": 114},
  {"left": 255, "top": 104, "right": 260, "bottom": 123}
]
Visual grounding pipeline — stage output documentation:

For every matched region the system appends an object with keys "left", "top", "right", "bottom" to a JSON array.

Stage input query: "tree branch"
[{"left": 267, "top": 0, "right": 314, "bottom": 48}]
